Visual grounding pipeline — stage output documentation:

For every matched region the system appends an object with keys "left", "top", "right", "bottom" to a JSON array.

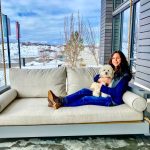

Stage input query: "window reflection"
[
  {"left": 113, "top": 0, "right": 122, "bottom": 10},
  {"left": 121, "top": 8, "right": 130, "bottom": 58},
  {"left": 112, "top": 14, "right": 121, "bottom": 51}
]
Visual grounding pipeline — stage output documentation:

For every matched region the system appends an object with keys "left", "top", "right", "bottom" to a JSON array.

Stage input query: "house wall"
[
  {"left": 135, "top": 0, "right": 150, "bottom": 89},
  {"left": 100, "top": 0, "right": 113, "bottom": 64}
]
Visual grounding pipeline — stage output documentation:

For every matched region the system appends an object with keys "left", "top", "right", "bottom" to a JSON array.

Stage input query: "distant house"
[{"left": 100, "top": 0, "right": 150, "bottom": 90}]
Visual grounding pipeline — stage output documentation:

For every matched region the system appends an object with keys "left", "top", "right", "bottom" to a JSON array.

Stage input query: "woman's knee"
[{"left": 80, "top": 88, "right": 92, "bottom": 94}]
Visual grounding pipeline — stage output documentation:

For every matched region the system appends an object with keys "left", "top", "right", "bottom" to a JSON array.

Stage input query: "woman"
[{"left": 48, "top": 51, "right": 132, "bottom": 109}]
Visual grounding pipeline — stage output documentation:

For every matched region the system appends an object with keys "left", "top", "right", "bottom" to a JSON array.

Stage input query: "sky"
[{"left": 2, "top": 0, "right": 101, "bottom": 45}]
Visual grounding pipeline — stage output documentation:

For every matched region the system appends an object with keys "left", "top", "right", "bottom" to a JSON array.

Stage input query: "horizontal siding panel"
[
  {"left": 103, "top": 37, "right": 112, "bottom": 41},
  {"left": 139, "top": 31, "right": 150, "bottom": 39},
  {"left": 137, "top": 52, "right": 150, "bottom": 59},
  {"left": 136, "top": 59, "right": 150, "bottom": 67},
  {"left": 136, "top": 65, "right": 150, "bottom": 75},
  {"left": 104, "top": 44, "right": 112, "bottom": 47},
  {"left": 135, "top": 77, "right": 150, "bottom": 88},
  {"left": 106, "top": 4, "right": 113, "bottom": 8},
  {"left": 105, "top": 36, "right": 112, "bottom": 40},
  {"left": 136, "top": 71, "right": 150, "bottom": 82},
  {"left": 106, "top": 18, "right": 113, "bottom": 22},
  {"left": 101, "top": 47, "right": 111, "bottom": 52},
  {"left": 104, "top": 52, "right": 112, "bottom": 55},
  {"left": 140, "top": 16, "right": 150, "bottom": 26},
  {"left": 140, "top": 2, "right": 150, "bottom": 12},
  {"left": 138, "top": 45, "right": 150, "bottom": 52},
  {"left": 100, "top": 28, "right": 112, "bottom": 33},
  {"left": 140, "top": 9, "right": 150, "bottom": 19},
  {"left": 105, "top": 26, "right": 112, "bottom": 30},
  {"left": 139, "top": 23, "right": 150, "bottom": 32},
  {"left": 138, "top": 39, "right": 150, "bottom": 46},
  {"left": 101, "top": 40, "right": 112, "bottom": 43},
  {"left": 100, "top": 40, "right": 112, "bottom": 45},
  {"left": 100, "top": 42, "right": 111, "bottom": 46},
  {"left": 100, "top": 0, "right": 112, "bottom": 65},
  {"left": 141, "top": 0, "right": 150, "bottom": 6}
]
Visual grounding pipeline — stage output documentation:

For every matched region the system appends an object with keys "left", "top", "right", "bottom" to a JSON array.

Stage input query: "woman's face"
[{"left": 112, "top": 53, "right": 121, "bottom": 68}]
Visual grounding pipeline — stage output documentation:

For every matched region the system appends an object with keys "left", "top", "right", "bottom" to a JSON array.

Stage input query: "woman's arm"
[{"left": 100, "top": 75, "right": 131, "bottom": 105}]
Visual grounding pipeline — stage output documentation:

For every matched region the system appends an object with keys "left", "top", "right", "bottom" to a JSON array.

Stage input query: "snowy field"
[{"left": 0, "top": 43, "right": 100, "bottom": 87}]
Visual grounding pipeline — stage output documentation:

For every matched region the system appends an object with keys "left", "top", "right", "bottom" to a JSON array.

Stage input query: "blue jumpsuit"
[{"left": 62, "top": 73, "right": 131, "bottom": 107}]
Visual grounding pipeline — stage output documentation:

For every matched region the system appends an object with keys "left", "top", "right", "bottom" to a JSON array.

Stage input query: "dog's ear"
[
  {"left": 113, "top": 70, "right": 115, "bottom": 74},
  {"left": 111, "top": 69, "right": 115, "bottom": 78}
]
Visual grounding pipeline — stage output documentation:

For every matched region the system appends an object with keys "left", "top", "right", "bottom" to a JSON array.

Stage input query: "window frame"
[{"left": 112, "top": 0, "right": 140, "bottom": 70}]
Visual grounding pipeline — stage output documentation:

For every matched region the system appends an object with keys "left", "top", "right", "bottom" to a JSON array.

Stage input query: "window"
[
  {"left": 112, "top": 1, "right": 140, "bottom": 74},
  {"left": 113, "top": 0, "right": 128, "bottom": 10},
  {"left": 112, "top": 14, "right": 121, "bottom": 51},
  {"left": 121, "top": 8, "right": 130, "bottom": 58},
  {"left": 130, "top": 1, "right": 140, "bottom": 73}
]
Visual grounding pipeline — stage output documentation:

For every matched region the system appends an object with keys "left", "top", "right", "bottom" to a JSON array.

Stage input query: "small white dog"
[{"left": 90, "top": 65, "right": 114, "bottom": 97}]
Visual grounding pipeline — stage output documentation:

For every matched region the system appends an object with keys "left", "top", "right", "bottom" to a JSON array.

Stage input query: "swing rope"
[
  {"left": 0, "top": 0, "right": 7, "bottom": 86},
  {"left": 127, "top": 0, "right": 133, "bottom": 65}
]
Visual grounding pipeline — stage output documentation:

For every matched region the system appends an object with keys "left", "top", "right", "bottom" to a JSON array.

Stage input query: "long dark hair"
[{"left": 109, "top": 50, "right": 132, "bottom": 79}]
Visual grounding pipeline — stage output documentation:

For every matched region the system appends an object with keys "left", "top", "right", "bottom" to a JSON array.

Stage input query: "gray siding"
[
  {"left": 135, "top": 0, "right": 150, "bottom": 88},
  {"left": 100, "top": 0, "right": 113, "bottom": 64}
]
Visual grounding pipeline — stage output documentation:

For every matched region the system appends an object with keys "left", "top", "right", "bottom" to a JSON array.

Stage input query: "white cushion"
[
  {"left": 123, "top": 91, "right": 147, "bottom": 112},
  {"left": 0, "top": 89, "right": 17, "bottom": 112},
  {"left": 67, "top": 67, "right": 101, "bottom": 95},
  {"left": 0, "top": 98, "right": 143, "bottom": 125},
  {"left": 9, "top": 68, "right": 66, "bottom": 98}
]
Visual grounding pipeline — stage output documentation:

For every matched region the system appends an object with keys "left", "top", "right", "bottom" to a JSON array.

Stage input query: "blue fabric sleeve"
[
  {"left": 100, "top": 75, "right": 131, "bottom": 105},
  {"left": 94, "top": 74, "right": 100, "bottom": 82}
]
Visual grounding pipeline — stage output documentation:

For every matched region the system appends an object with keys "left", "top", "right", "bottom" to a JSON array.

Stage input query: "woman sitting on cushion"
[{"left": 48, "top": 51, "right": 132, "bottom": 109}]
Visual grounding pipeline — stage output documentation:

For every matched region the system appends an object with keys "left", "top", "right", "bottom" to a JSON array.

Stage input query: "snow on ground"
[
  {"left": 24, "top": 59, "right": 65, "bottom": 69},
  {"left": 0, "top": 43, "right": 100, "bottom": 87}
]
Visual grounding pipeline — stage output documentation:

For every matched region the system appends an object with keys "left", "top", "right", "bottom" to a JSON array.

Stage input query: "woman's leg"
[
  {"left": 63, "top": 88, "right": 92, "bottom": 105},
  {"left": 63, "top": 96, "right": 113, "bottom": 107}
]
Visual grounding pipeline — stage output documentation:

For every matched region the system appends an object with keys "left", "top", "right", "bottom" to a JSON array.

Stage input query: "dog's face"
[{"left": 99, "top": 65, "right": 114, "bottom": 78}]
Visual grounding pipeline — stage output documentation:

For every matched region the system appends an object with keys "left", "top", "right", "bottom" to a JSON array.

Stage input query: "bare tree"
[
  {"left": 38, "top": 47, "right": 50, "bottom": 65},
  {"left": 63, "top": 12, "right": 100, "bottom": 67},
  {"left": 84, "top": 20, "right": 99, "bottom": 66},
  {"left": 63, "top": 12, "right": 84, "bottom": 67}
]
